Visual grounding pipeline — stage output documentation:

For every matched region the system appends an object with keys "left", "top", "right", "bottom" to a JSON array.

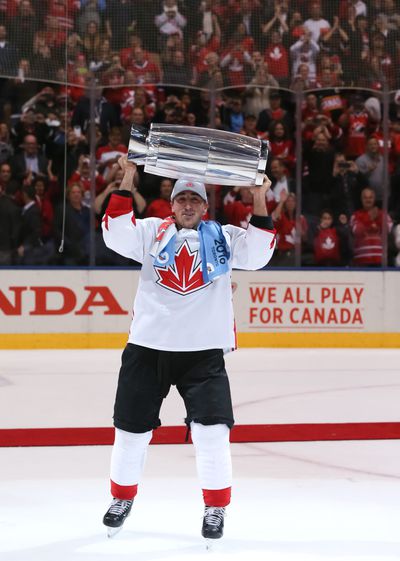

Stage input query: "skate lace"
[
  {"left": 108, "top": 499, "right": 132, "bottom": 516},
  {"left": 204, "top": 506, "right": 225, "bottom": 527}
]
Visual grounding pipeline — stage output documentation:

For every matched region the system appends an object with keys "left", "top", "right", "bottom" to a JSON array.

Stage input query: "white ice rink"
[{"left": 1, "top": 348, "right": 400, "bottom": 561}]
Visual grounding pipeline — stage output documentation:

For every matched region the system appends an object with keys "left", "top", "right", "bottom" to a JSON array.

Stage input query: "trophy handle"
[{"left": 256, "top": 141, "right": 269, "bottom": 186}]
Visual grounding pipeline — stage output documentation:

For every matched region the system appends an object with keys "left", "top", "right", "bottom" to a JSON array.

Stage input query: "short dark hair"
[{"left": 23, "top": 185, "right": 36, "bottom": 200}]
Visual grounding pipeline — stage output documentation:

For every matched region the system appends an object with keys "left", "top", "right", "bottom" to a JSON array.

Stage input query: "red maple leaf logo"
[{"left": 154, "top": 240, "right": 210, "bottom": 295}]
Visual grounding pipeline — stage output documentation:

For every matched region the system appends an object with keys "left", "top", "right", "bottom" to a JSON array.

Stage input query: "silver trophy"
[{"left": 128, "top": 124, "right": 268, "bottom": 187}]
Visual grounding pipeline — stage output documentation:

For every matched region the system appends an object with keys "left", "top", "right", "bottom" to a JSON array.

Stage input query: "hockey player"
[{"left": 101, "top": 155, "right": 276, "bottom": 542}]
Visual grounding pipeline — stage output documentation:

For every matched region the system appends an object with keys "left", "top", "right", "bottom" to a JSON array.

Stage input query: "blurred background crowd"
[{"left": 0, "top": 0, "right": 400, "bottom": 267}]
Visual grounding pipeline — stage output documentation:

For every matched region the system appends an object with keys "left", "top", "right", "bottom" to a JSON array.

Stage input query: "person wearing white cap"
[{"left": 101, "top": 155, "right": 276, "bottom": 543}]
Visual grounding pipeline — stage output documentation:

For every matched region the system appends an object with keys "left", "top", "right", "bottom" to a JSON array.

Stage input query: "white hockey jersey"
[{"left": 103, "top": 192, "right": 276, "bottom": 352}]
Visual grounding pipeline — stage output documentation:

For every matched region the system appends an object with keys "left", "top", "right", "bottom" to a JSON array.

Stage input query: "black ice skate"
[
  {"left": 103, "top": 498, "right": 133, "bottom": 538},
  {"left": 202, "top": 506, "right": 226, "bottom": 545}
]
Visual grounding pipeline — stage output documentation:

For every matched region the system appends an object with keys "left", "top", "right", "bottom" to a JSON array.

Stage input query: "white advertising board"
[{"left": 0, "top": 269, "right": 399, "bottom": 346}]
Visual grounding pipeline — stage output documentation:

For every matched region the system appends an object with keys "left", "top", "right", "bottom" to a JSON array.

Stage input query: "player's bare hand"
[
  {"left": 250, "top": 174, "right": 271, "bottom": 196},
  {"left": 118, "top": 155, "right": 136, "bottom": 174}
]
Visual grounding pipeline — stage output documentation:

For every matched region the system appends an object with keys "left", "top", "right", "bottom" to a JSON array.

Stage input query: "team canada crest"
[{"left": 154, "top": 240, "right": 210, "bottom": 295}]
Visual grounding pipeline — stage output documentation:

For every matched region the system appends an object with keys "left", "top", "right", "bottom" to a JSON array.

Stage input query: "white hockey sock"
[
  {"left": 190, "top": 422, "right": 232, "bottom": 490},
  {"left": 110, "top": 427, "right": 153, "bottom": 487}
]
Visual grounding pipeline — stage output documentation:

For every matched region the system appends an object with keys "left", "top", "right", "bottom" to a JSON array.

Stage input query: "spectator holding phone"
[{"left": 330, "top": 152, "right": 362, "bottom": 220}]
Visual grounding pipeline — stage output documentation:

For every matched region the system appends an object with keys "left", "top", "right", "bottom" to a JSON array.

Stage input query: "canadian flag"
[
  {"left": 322, "top": 236, "right": 335, "bottom": 250},
  {"left": 154, "top": 240, "right": 210, "bottom": 296}
]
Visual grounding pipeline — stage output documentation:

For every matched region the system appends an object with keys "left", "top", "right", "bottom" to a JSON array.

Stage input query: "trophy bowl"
[{"left": 128, "top": 124, "right": 268, "bottom": 187}]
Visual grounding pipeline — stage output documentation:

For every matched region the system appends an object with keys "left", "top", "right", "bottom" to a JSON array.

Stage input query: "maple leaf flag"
[{"left": 154, "top": 240, "right": 211, "bottom": 296}]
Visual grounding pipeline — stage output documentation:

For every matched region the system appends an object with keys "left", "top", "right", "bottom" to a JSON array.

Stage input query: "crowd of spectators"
[{"left": 0, "top": 0, "right": 400, "bottom": 267}]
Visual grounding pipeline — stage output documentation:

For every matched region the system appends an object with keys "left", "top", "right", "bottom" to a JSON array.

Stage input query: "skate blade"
[
  {"left": 106, "top": 526, "right": 122, "bottom": 539},
  {"left": 205, "top": 538, "right": 220, "bottom": 551}
]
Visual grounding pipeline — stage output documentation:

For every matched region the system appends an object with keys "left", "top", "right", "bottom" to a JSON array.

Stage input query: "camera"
[{"left": 338, "top": 162, "right": 350, "bottom": 169}]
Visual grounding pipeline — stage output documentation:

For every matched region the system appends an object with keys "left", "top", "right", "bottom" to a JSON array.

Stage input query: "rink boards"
[
  {"left": 0, "top": 268, "right": 400, "bottom": 348},
  {"left": 1, "top": 347, "right": 400, "bottom": 446}
]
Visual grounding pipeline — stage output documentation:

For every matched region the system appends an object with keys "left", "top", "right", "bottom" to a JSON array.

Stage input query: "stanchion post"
[
  {"left": 88, "top": 77, "right": 97, "bottom": 267},
  {"left": 294, "top": 86, "right": 304, "bottom": 268},
  {"left": 382, "top": 81, "right": 390, "bottom": 268}
]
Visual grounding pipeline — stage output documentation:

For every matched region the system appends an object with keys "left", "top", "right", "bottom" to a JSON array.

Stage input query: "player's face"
[{"left": 171, "top": 191, "right": 208, "bottom": 229}]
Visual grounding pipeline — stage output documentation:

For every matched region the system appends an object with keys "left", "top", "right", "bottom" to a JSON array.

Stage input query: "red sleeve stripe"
[
  {"left": 103, "top": 193, "right": 136, "bottom": 230},
  {"left": 106, "top": 192, "right": 133, "bottom": 218}
]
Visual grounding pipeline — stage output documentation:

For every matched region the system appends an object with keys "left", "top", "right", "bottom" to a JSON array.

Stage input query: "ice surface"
[{"left": 1, "top": 348, "right": 400, "bottom": 560}]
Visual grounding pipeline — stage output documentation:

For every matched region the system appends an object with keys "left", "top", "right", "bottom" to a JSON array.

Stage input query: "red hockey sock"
[
  {"left": 111, "top": 480, "right": 138, "bottom": 500},
  {"left": 202, "top": 487, "right": 231, "bottom": 507}
]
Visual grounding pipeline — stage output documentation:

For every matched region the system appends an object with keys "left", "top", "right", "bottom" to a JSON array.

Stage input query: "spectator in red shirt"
[
  {"left": 338, "top": 94, "right": 371, "bottom": 159},
  {"left": 190, "top": 29, "right": 221, "bottom": 84},
  {"left": 264, "top": 30, "right": 289, "bottom": 86},
  {"left": 96, "top": 127, "right": 127, "bottom": 179},
  {"left": 120, "top": 35, "right": 148, "bottom": 69},
  {"left": 313, "top": 209, "right": 342, "bottom": 266},
  {"left": 33, "top": 176, "right": 55, "bottom": 242},
  {"left": 271, "top": 191, "right": 308, "bottom": 266},
  {"left": 267, "top": 120, "right": 295, "bottom": 170},
  {"left": 48, "top": 0, "right": 78, "bottom": 32},
  {"left": 127, "top": 47, "right": 161, "bottom": 86},
  {"left": 120, "top": 83, "right": 156, "bottom": 123},
  {"left": 350, "top": 187, "right": 393, "bottom": 266},
  {"left": 220, "top": 21, "right": 254, "bottom": 87},
  {"left": 69, "top": 155, "right": 106, "bottom": 200},
  {"left": 304, "top": 113, "right": 342, "bottom": 148},
  {"left": 223, "top": 186, "right": 253, "bottom": 228},
  {"left": 145, "top": 178, "right": 174, "bottom": 219}
]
